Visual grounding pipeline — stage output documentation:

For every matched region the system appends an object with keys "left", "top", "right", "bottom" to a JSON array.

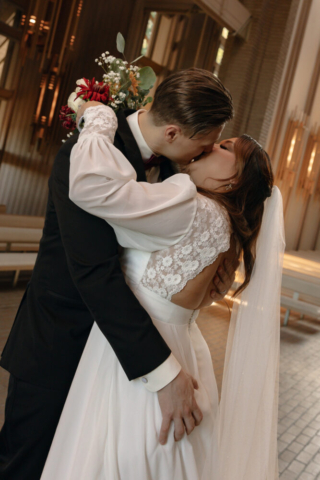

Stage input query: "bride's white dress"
[
  {"left": 41, "top": 195, "right": 231, "bottom": 480},
  {"left": 41, "top": 105, "right": 284, "bottom": 480}
]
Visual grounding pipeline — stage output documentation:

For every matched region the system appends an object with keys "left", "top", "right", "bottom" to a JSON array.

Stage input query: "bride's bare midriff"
[{"left": 171, "top": 238, "right": 236, "bottom": 310}]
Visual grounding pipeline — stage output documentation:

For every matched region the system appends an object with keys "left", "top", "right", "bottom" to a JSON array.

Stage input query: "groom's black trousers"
[{"left": 0, "top": 374, "right": 69, "bottom": 479}]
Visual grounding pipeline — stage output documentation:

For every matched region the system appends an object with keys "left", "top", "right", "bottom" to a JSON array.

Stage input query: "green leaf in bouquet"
[
  {"left": 138, "top": 67, "right": 156, "bottom": 90},
  {"left": 116, "top": 32, "right": 125, "bottom": 54}
]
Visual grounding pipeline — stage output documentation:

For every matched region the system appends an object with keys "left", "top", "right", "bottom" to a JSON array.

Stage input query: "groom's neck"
[{"left": 138, "top": 110, "right": 164, "bottom": 157}]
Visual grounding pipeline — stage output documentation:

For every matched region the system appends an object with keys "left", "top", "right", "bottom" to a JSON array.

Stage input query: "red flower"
[
  {"left": 59, "top": 105, "right": 76, "bottom": 130},
  {"left": 75, "top": 78, "right": 110, "bottom": 103}
]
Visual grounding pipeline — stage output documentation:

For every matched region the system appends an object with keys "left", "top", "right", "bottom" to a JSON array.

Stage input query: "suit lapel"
[{"left": 116, "top": 109, "right": 147, "bottom": 182}]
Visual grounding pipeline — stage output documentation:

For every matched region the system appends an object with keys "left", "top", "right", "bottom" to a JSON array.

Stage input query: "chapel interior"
[{"left": 0, "top": 1, "right": 320, "bottom": 479}]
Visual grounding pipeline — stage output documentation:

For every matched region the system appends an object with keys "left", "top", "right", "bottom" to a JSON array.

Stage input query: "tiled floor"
[{"left": 0, "top": 281, "right": 320, "bottom": 479}]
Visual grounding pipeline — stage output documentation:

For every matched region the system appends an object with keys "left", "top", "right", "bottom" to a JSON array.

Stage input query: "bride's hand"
[
  {"left": 76, "top": 101, "right": 104, "bottom": 128},
  {"left": 157, "top": 369, "right": 203, "bottom": 445}
]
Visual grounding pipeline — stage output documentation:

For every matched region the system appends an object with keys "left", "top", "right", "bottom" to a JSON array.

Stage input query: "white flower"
[
  {"left": 162, "top": 256, "right": 173, "bottom": 267},
  {"left": 111, "top": 102, "right": 116, "bottom": 107},
  {"left": 181, "top": 261, "right": 199, "bottom": 272},
  {"left": 116, "top": 60, "right": 120, "bottom": 64},
  {"left": 181, "top": 245, "right": 192, "bottom": 255},
  {"left": 136, "top": 72, "right": 140, "bottom": 78},
  {"left": 95, "top": 58, "right": 98, "bottom": 62},
  {"left": 98, "top": 62, "right": 102, "bottom": 66},
  {"left": 62, "top": 139, "right": 66, "bottom": 143},
  {"left": 101, "top": 53, "right": 106, "bottom": 57},
  {"left": 200, "top": 231, "right": 210, "bottom": 242},
  {"left": 67, "top": 91, "right": 85, "bottom": 113},
  {"left": 76, "top": 78, "right": 86, "bottom": 86},
  {"left": 164, "top": 274, "right": 181, "bottom": 286},
  {"left": 105, "top": 51, "right": 109, "bottom": 54},
  {"left": 147, "top": 268, "right": 156, "bottom": 279}
]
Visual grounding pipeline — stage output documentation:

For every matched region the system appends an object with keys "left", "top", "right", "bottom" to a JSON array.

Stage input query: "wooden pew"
[
  {"left": 0, "top": 214, "right": 44, "bottom": 229},
  {"left": 0, "top": 226, "right": 42, "bottom": 285},
  {"left": 0, "top": 227, "right": 42, "bottom": 252},
  {"left": 281, "top": 274, "right": 320, "bottom": 324},
  {"left": 0, "top": 252, "right": 38, "bottom": 286}
]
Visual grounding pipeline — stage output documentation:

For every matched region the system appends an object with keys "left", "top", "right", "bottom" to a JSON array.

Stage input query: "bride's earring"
[{"left": 225, "top": 184, "right": 233, "bottom": 191}]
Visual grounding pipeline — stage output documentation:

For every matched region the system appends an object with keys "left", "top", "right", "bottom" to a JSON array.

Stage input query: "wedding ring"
[{"left": 220, "top": 289, "right": 228, "bottom": 295}]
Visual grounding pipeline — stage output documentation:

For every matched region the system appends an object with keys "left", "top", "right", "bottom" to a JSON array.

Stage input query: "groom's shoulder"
[
  {"left": 55, "top": 133, "right": 79, "bottom": 162},
  {"left": 50, "top": 133, "right": 79, "bottom": 187}
]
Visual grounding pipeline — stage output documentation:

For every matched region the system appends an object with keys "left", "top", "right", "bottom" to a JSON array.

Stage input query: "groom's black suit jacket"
[{"left": 0, "top": 109, "right": 176, "bottom": 391}]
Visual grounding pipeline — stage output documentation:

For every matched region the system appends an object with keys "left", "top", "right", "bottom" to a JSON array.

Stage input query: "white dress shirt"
[
  {"left": 70, "top": 105, "right": 197, "bottom": 392},
  {"left": 126, "top": 110, "right": 161, "bottom": 184}
]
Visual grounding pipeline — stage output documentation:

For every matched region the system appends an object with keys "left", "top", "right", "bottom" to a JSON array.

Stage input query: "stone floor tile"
[
  {"left": 280, "top": 449, "right": 298, "bottom": 463},
  {"left": 302, "top": 426, "right": 317, "bottom": 437},
  {"left": 305, "top": 461, "right": 320, "bottom": 476},
  {"left": 296, "top": 451, "right": 314, "bottom": 465},
  {"left": 279, "top": 459, "right": 290, "bottom": 473},
  {"left": 303, "top": 442, "right": 320, "bottom": 456},
  {"left": 280, "top": 470, "right": 299, "bottom": 480},
  {"left": 296, "top": 434, "right": 312, "bottom": 446},
  {"left": 288, "top": 460, "right": 307, "bottom": 475},
  {"left": 288, "top": 442, "right": 305, "bottom": 455},
  {"left": 298, "top": 472, "right": 317, "bottom": 480}
]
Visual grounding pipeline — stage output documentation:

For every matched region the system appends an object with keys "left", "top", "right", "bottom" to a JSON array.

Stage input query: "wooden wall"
[{"left": 0, "top": 0, "right": 137, "bottom": 215}]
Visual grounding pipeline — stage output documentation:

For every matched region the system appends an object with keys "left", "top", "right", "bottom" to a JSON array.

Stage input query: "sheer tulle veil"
[{"left": 217, "top": 186, "right": 285, "bottom": 479}]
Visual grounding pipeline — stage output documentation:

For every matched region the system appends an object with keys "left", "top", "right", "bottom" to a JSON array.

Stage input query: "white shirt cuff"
[{"left": 139, "top": 353, "right": 181, "bottom": 392}]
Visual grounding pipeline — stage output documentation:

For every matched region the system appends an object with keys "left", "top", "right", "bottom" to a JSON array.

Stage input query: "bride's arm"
[{"left": 69, "top": 105, "right": 197, "bottom": 252}]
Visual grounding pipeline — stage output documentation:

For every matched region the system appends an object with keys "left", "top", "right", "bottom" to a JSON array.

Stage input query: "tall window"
[
  {"left": 141, "top": 12, "right": 157, "bottom": 56},
  {"left": 214, "top": 27, "right": 229, "bottom": 77}
]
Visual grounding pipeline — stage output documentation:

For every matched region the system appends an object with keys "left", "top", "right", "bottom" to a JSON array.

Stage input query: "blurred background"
[
  {"left": 0, "top": 0, "right": 319, "bottom": 249},
  {"left": 0, "top": 1, "right": 320, "bottom": 479}
]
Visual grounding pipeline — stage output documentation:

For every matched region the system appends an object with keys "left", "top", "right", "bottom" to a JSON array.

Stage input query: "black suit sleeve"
[{"left": 50, "top": 138, "right": 171, "bottom": 380}]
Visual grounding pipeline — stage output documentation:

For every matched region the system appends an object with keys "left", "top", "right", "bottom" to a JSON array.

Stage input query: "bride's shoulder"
[{"left": 196, "top": 193, "right": 230, "bottom": 227}]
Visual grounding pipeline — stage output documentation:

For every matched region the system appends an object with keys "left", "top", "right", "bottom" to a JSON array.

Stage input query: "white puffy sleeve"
[{"left": 69, "top": 105, "right": 197, "bottom": 251}]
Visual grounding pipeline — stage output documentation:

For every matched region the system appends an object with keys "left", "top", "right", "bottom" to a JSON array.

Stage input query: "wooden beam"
[
  {"left": 0, "top": 21, "right": 23, "bottom": 42},
  {"left": 7, "top": 0, "right": 29, "bottom": 10},
  {"left": 0, "top": 88, "right": 14, "bottom": 100}
]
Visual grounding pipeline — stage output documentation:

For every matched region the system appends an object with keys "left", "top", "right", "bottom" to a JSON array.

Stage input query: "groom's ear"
[{"left": 164, "top": 125, "right": 182, "bottom": 143}]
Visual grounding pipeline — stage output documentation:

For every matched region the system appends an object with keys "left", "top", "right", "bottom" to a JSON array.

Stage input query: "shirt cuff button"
[{"left": 142, "top": 377, "right": 148, "bottom": 384}]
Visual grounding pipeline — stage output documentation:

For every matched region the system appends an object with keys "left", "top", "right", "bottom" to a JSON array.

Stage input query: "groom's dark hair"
[{"left": 150, "top": 68, "right": 234, "bottom": 138}]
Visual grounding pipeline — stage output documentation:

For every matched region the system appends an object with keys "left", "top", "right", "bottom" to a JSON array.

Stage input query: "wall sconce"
[
  {"left": 297, "top": 126, "right": 320, "bottom": 196},
  {"left": 275, "top": 110, "right": 308, "bottom": 214}
]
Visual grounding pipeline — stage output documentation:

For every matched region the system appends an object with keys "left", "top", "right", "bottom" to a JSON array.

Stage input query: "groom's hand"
[{"left": 157, "top": 370, "right": 203, "bottom": 445}]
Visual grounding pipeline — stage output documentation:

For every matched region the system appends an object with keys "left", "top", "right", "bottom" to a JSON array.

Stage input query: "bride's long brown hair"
[{"left": 197, "top": 134, "right": 274, "bottom": 295}]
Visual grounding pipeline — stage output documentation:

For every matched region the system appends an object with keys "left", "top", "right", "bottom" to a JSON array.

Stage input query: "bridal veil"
[{"left": 217, "top": 186, "right": 285, "bottom": 479}]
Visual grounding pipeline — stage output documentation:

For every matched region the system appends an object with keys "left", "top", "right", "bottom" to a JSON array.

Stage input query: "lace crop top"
[{"left": 140, "top": 194, "right": 231, "bottom": 300}]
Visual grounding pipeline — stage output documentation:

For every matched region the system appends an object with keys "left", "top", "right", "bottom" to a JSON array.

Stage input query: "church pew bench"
[
  {"left": 0, "top": 252, "right": 38, "bottom": 286},
  {"left": 0, "top": 214, "right": 45, "bottom": 229},
  {"left": 281, "top": 274, "right": 320, "bottom": 325}
]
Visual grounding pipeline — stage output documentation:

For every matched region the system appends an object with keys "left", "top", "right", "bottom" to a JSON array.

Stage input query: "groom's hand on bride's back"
[{"left": 157, "top": 370, "right": 202, "bottom": 445}]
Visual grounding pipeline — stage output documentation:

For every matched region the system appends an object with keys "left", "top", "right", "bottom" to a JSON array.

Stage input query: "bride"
[{"left": 41, "top": 105, "right": 284, "bottom": 480}]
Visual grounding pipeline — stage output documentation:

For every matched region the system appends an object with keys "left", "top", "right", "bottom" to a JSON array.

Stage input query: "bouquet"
[{"left": 59, "top": 33, "right": 156, "bottom": 137}]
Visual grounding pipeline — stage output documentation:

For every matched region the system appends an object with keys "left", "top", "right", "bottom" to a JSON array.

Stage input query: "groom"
[{"left": 0, "top": 68, "right": 235, "bottom": 479}]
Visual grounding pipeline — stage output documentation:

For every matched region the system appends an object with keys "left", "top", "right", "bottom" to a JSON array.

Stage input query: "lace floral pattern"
[
  {"left": 141, "top": 195, "right": 230, "bottom": 300},
  {"left": 81, "top": 106, "right": 118, "bottom": 143}
]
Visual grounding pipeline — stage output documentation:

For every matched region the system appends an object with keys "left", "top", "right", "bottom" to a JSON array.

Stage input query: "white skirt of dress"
[{"left": 40, "top": 281, "right": 220, "bottom": 480}]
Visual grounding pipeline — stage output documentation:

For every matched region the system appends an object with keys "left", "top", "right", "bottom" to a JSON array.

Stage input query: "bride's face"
[{"left": 183, "top": 138, "right": 238, "bottom": 190}]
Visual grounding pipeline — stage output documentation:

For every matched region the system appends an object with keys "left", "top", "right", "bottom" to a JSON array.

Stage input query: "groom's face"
[{"left": 162, "top": 124, "right": 224, "bottom": 165}]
